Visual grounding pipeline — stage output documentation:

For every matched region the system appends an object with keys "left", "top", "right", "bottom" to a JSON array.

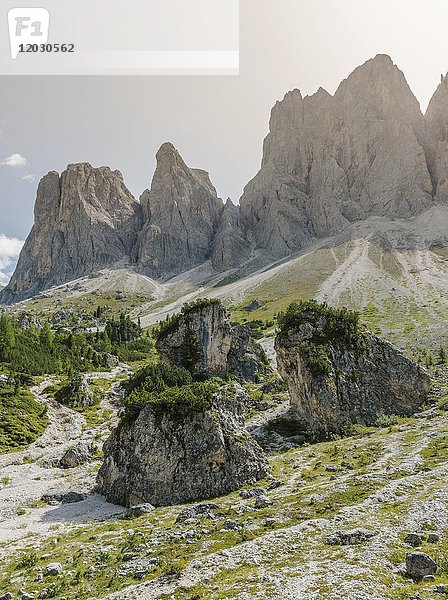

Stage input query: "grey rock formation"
[
  {"left": 0, "top": 164, "right": 141, "bottom": 303},
  {"left": 326, "top": 528, "right": 376, "bottom": 546},
  {"left": 55, "top": 375, "right": 96, "bottom": 408},
  {"left": 155, "top": 300, "right": 269, "bottom": 381},
  {"left": 406, "top": 552, "right": 437, "bottom": 580},
  {"left": 136, "top": 143, "right": 224, "bottom": 277},
  {"left": 426, "top": 73, "right": 448, "bottom": 204},
  {"left": 124, "top": 503, "right": 155, "bottom": 518},
  {"left": 275, "top": 302, "right": 430, "bottom": 437},
  {"left": 97, "top": 384, "right": 268, "bottom": 507},
  {"left": 41, "top": 490, "right": 87, "bottom": 505},
  {"left": 60, "top": 441, "right": 96, "bottom": 468},
  {"left": 240, "top": 55, "right": 436, "bottom": 259},
  {"left": 211, "top": 199, "right": 252, "bottom": 270}
]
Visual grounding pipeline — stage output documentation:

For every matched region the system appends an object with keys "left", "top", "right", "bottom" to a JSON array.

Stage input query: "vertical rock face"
[
  {"left": 1, "top": 164, "right": 141, "bottom": 303},
  {"left": 97, "top": 385, "right": 269, "bottom": 507},
  {"left": 275, "top": 302, "right": 430, "bottom": 437},
  {"left": 426, "top": 73, "right": 448, "bottom": 203},
  {"left": 211, "top": 199, "right": 252, "bottom": 270},
  {"left": 155, "top": 300, "right": 269, "bottom": 381},
  {"left": 136, "top": 143, "right": 224, "bottom": 276},
  {"left": 240, "top": 55, "right": 435, "bottom": 259}
]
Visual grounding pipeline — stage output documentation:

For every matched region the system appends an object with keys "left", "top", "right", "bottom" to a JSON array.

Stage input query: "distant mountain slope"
[{"left": 1, "top": 54, "right": 448, "bottom": 305}]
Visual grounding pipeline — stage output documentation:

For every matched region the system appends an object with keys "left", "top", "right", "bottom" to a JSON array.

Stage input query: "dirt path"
[{"left": 0, "top": 368, "right": 129, "bottom": 554}]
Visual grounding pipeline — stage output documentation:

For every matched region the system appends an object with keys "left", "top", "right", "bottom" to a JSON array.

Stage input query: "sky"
[{"left": 1, "top": 0, "right": 448, "bottom": 284}]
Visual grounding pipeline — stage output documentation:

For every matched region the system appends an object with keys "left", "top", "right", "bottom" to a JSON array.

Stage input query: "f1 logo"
[{"left": 8, "top": 8, "right": 50, "bottom": 59}]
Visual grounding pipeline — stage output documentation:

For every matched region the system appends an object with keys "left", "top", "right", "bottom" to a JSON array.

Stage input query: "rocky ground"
[
  {"left": 1, "top": 363, "right": 448, "bottom": 599},
  {"left": 0, "top": 366, "right": 129, "bottom": 556}
]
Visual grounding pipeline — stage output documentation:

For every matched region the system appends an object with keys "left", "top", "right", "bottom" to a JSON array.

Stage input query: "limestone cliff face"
[
  {"left": 0, "top": 164, "right": 141, "bottom": 303},
  {"left": 240, "top": 55, "right": 436, "bottom": 259},
  {"left": 97, "top": 384, "right": 268, "bottom": 507},
  {"left": 156, "top": 300, "right": 269, "bottom": 381},
  {"left": 2, "top": 55, "right": 448, "bottom": 303},
  {"left": 136, "top": 143, "right": 224, "bottom": 277},
  {"left": 275, "top": 302, "right": 430, "bottom": 437},
  {"left": 211, "top": 199, "right": 252, "bottom": 270},
  {"left": 426, "top": 73, "right": 448, "bottom": 203}
]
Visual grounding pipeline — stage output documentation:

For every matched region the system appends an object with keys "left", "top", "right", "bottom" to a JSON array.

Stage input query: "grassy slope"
[{"left": 0, "top": 384, "right": 48, "bottom": 454}]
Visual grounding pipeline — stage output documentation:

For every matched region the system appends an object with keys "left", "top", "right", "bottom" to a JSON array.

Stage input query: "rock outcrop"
[
  {"left": 275, "top": 301, "right": 430, "bottom": 437},
  {"left": 0, "top": 164, "right": 142, "bottom": 303},
  {"left": 136, "top": 143, "right": 224, "bottom": 277},
  {"left": 211, "top": 199, "right": 252, "bottom": 270},
  {"left": 155, "top": 299, "right": 269, "bottom": 381},
  {"left": 426, "top": 73, "right": 448, "bottom": 204},
  {"left": 240, "top": 55, "right": 435, "bottom": 259},
  {"left": 97, "top": 384, "right": 268, "bottom": 507},
  {"left": 54, "top": 375, "right": 96, "bottom": 408}
]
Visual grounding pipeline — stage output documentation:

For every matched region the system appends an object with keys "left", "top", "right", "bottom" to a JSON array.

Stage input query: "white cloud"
[
  {"left": 0, "top": 234, "right": 24, "bottom": 285},
  {"left": 1, "top": 153, "right": 27, "bottom": 167},
  {"left": 22, "top": 174, "right": 35, "bottom": 183}
]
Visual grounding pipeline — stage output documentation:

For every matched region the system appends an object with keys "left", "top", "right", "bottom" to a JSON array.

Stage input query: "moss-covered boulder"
[
  {"left": 275, "top": 301, "right": 430, "bottom": 437},
  {"left": 97, "top": 383, "right": 268, "bottom": 507}
]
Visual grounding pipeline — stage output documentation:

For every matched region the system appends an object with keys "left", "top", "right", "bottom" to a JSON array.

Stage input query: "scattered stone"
[
  {"left": 423, "top": 574, "right": 436, "bottom": 581},
  {"left": 341, "top": 461, "right": 354, "bottom": 470},
  {"left": 125, "top": 503, "right": 155, "bottom": 518},
  {"left": 20, "top": 592, "right": 34, "bottom": 600},
  {"left": 176, "top": 504, "right": 219, "bottom": 524},
  {"left": 326, "top": 528, "right": 377, "bottom": 546},
  {"left": 46, "top": 563, "right": 62, "bottom": 576},
  {"left": 405, "top": 533, "right": 425, "bottom": 547},
  {"left": 268, "top": 479, "right": 283, "bottom": 490},
  {"left": 0, "top": 593, "right": 13, "bottom": 600},
  {"left": 325, "top": 465, "right": 338, "bottom": 472},
  {"left": 123, "top": 552, "right": 136, "bottom": 562},
  {"left": 414, "top": 409, "right": 438, "bottom": 419},
  {"left": 60, "top": 442, "right": 96, "bottom": 468},
  {"left": 245, "top": 300, "right": 262, "bottom": 312},
  {"left": 41, "top": 490, "right": 87, "bottom": 505},
  {"left": 428, "top": 532, "right": 440, "bottom": 543},
  {"left": 118, "top": 558, "right": 159, "bottom": 579},
  {"left": 222, "top": 519, "right": 239, "bottom": 531},
  {"left": 434, "top": 583, "right": 448, "bottom": 594},
  {"left": 406, "top": 552, "right": 437, "bottom": 580},
  {"left": 254, "top": 495, "right": 273, "bottom": 509},
  {"left": 240, "top": 488, "right": 267, "bottom": 499}
]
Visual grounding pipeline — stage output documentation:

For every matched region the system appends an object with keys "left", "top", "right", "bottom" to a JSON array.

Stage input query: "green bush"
[
  {"left": 125, "top": 380, "right": 220, "bottom": 414},
  {"left": 125, "top": 363, "right": 192, "bottom": 395},
  {"left": 122, "top": 362, "right": 221, "bottom": 420},
  {"left": 277, "top": 300, "right": 360, "bottom": 346},
  {"left": 0, "top": 384, "right": 48, "bottom": 453}
]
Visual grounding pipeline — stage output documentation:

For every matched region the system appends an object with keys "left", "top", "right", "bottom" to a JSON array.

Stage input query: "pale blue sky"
[{"left": 1, "top": 0, "right": 448, "bottom": 283}]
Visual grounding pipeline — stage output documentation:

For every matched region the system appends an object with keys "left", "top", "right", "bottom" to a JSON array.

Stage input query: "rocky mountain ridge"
[{"left": 2, "top": 54, "right": 448, "bottom": 304}]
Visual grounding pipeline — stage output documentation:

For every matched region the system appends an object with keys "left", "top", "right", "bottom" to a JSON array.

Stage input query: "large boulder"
[
  {"left": 54, "top": 375, "right": 96, "bottom": 408},
  {"left": 155, "top": 299, "right": 269, "bottom": 381},
  {"left": 97, "top": 384, "right": 268, "bottom": 507},
  {"left": 275, "top": 301, "right": 430, "bottom": 437}
]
